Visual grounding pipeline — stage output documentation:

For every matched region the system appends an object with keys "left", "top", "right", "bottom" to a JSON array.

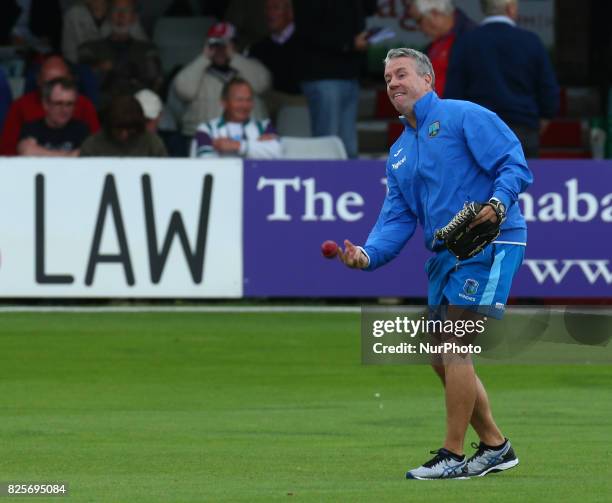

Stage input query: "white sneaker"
[{"left": 405, "top": 448, "right": 467, "bottom": 480}]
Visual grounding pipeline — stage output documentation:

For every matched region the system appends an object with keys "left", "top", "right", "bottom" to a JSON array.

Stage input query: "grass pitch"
[{"left": 0, "top": 311, "right": 610, "bottom": 502}]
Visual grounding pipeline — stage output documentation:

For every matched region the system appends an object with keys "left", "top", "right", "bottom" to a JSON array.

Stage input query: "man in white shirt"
[{"left": 191, "top": 77, "right": 281, "bottom": 159}]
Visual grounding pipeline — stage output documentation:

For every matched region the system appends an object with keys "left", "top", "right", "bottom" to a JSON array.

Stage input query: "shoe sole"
[
  {"left": 407, "top": 473, "right": 470, "bottom": 481},
  {"left": 475, "top": 458, "right": 519, "bottom": 477}
]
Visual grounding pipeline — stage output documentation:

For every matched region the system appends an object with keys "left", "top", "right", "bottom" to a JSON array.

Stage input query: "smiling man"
[
  {"left": 17, "top": 77, "right": 89, "bottom": 157},
  {"left": 190, "top": 77, "right": 281, "bottom": 159},
  {"left": 337, "top": 48, "right": 532, "bottom": 479}
]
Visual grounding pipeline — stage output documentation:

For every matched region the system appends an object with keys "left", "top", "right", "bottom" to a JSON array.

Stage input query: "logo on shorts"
[
  {"left": 428, "top": 121, "right": 440, "bottom": 137},
  {"left": 463, "top": 279, "right": 479, "bottom": 296}
]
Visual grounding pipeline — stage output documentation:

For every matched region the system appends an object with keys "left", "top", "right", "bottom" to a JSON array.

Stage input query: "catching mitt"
[{"left": 434, "top": 199, "right": 506, "bottom": 261}]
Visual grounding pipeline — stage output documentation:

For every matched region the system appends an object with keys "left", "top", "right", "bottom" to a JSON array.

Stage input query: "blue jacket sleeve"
[
  {"left": 463, "top": 107, "right": 533, "bottom": 209},
  {"left": 362, "top": 165, "right": 417, "bottom": 271}
]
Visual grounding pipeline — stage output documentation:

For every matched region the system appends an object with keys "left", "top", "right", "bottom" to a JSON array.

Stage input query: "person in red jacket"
[
  {"left": 409, "top": 0, "right": 475, "bottom": 97},
  {"left": 0, "top": 54, "right": 99, "bottom": 156}
]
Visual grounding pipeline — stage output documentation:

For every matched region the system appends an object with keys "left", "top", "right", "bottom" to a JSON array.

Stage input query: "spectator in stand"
[
  {"left": 134, "top": 88, "right": 163, "bottom": 133},
  {"left": 249, "top": 0, "right": 305, "bottom": 121},
  {"left": 62, "top": 0, "right": 148, "bottom": 63},
  {"left": 445, "top": 0, "right": 559, "bottom": 158},
  {"left": 78, "top": 0, "right": 162, "bottom": 107},
  {"left": 173, "top": 22, "right": 271, "bottom": 137},
  {"left": 409, "top": 0, "right": 475, "bottom": 97},
  {"left": 191, "top": 77, "right": 281, "bottom": 159},
  {"left": 0, "top": 55, "right": 99, "bottom": 156},
  {"left": 80, "top": 94, "right": 167, "bottom": 156},
  {"left": 17, "top": 77, "right": 89, "bottom": 157},
  {"left": 0, "top": 69, "right": 12, "bottom": 134},
  {"left": 293, "top": 0, "right": 377, "bottom": 159}
]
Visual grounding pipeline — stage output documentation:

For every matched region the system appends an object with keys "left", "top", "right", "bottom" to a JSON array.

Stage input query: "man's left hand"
[
  {"left": 258, "top": 133, "right": 277, "bottom": 141},
  {"left": 213, "top": 137, "right": 241, "bottom": 153},
  {"left": 468, "top": 205, "right": 497, "bottom": 229}
]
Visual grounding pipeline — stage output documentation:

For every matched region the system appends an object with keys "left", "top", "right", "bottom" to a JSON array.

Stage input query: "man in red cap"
[{"left": 173, "top": 21, "right": 271, "bottom": 137}]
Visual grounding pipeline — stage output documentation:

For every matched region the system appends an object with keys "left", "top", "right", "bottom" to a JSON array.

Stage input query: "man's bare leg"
[
  {"left": 441, "top": 359, "right": 476, "bottom": 455},
  {"left": 432, "top": 364, "right": 505, "bottom": 447},
  {"left": 471, "top": 375, "right": 505, "bottom": 446}
]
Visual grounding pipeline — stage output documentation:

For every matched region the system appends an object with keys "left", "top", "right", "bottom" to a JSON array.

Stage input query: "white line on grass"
[{"left": 0, "top": 305, "right": 365, "bottom": 314}]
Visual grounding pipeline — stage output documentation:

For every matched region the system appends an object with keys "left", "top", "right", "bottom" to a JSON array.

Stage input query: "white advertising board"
[{"left": 0, "top": 158, "right": 243, "bottom": 297}]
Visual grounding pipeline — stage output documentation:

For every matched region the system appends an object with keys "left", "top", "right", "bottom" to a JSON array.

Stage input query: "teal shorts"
[{"left": 426, "top": 243, "right": 525, "bottom": 319}]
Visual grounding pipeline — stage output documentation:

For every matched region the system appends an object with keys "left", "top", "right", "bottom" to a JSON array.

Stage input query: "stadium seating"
[
  {"left": 153, "top": 16, "right": 216, "bottom": 74},
  {"left": 276, "top": 106, "right": 311, "bottom": 137},
  {"left": 280, "top": 136, "right": 348, "bottom": 159}
]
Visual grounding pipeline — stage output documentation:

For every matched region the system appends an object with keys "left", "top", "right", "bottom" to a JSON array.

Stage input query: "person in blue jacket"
[{"left": 338, "top": 48, "right": 532, "bottom": 480}]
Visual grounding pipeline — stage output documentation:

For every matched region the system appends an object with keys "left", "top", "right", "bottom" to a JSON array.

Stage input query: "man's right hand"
[{"left": 338, "top": 239, "right": 369, "bottom": 269}]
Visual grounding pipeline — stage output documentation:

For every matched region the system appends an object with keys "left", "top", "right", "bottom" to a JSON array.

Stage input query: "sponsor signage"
[
  {"left": 0, "top": 158, "right": 243, "bottom": 297},
  {"left": 0, "top": 158, "right": 608, "bottom": 298},
  {"left": 244, "top": 160, "right": 612, "bottom": 298}
]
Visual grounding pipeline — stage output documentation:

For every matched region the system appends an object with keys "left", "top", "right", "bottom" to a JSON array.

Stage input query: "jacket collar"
[{"left": 399, "top": 91, "right": 438, "bottom": 129}]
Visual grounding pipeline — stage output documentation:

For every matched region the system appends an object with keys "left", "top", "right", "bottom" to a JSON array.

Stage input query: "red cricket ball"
[{"left": 321, "top": 240, "right": 339, "bottom": 259}]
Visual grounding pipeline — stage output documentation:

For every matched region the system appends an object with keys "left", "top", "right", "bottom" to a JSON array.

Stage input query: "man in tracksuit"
[{"left": 338, "top": 48, "right": 532, "bottom": 479}]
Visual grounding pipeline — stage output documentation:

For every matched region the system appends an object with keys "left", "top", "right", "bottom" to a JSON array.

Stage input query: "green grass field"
[{"left": 0, "top": 311, "right": 610, "bottom": 502}]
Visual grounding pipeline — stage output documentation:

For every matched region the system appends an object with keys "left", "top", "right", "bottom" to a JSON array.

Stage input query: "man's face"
[
  {"left": 409, "top": 4, "right": 446, "bottom": 40},
  {"left": 223, "top": 83, "right": 254, "bottom": 123},
  {"left": 111, "top": 0, "right": 136, "bottom": 34},
  {"left": 265, "top": 0, "right": 293, "bottom": 34},
  {"left": 208, "top": 41, "right": 232, "bottom": 66},
  {"left": 384, "top": 57, "right": 432, "bottom": 116},
  {"left": 43, "top": 86, "right": 77, "bottom": 129}
]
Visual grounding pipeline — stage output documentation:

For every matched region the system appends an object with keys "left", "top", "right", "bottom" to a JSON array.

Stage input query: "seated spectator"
[
  {"left": 173, "top": 22, "right": 271, "bottom": 137},
  {"left": 62, "top": 0, "right": 148, "bottom": 63},
  {"left": 80, "top": 94, "right": 167, "bottom": 156},
  {"left": 0, "top": 69, "right": 12, "bottom": 133},
  {"left": 0, "top": 55, "right": 100, "bottom": 156},
  {"left": 249, "top": 0, "right": 304, "bottom": 120},
  {"left": 409, "top": 0, "right": 474, "bottom": 96},
  {"left": 134, "top": 88, "right": 163, "bottom": 132},
  {"left": 191, "top": 77, "right": 281, "bottom": 159},
  {"left": 23, "top": 59, "right": 101, "bottom": 108},
  {"left": 17, "top": 77, "right": 89, "bottom": 157},
  {"left": 78, "top": 0, "right": 162, "bottom": 107}
]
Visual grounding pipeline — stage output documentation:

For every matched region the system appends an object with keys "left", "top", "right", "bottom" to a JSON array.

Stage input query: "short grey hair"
[
  {"left": 480, "top": 0, "right": 516, "bottom": 16},
  {"left": 414, "top": 0, "right": 454, "bottom": 15},
  {"left": 384, "top": 48, "right": 436, "bottom": 90}
]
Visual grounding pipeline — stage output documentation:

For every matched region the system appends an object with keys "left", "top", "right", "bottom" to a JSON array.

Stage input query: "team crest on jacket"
[
  {"left": 463, "top": 279, "right": 479, "bottom": 296},
  {"left": 428, "top": 121, "right": 440, "bottom": 137}
]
